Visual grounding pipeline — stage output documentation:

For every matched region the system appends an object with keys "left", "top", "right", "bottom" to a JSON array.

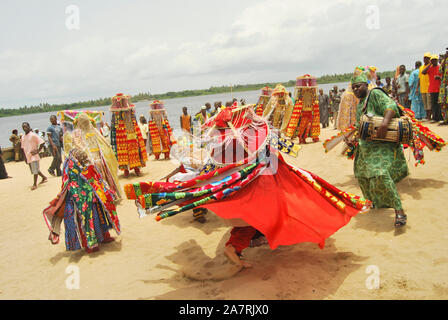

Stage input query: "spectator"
[
  {"left": 396, "top": 65, "right": 410, "bottom": 107},
  {"left": 21, "top": 122, "right": 47, "bottom": 190},
  {"left": 180, "top": 106, "right": 192, "bottom": 134},
  {"left": 409, "top": 61, "right": 425, "bottom": 120},
  {"left": 9, "top": 129, "right": 22, "bottom": 162},
  {"left": 419, "top": 52, "right": 432, "bottom": 121},
  {"left": 422, "top": 55, "right": 442, "bottom": 122},
  {"left": 46, "top": 115, "right": 63, "bottom": 176}
]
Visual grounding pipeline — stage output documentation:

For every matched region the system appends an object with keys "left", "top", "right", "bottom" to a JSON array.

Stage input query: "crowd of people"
[{"left": 386, "top": 50, "right": 447, "bottom": 123}]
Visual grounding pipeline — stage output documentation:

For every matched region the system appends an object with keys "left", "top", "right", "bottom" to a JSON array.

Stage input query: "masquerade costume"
[
  {"left": 147, "top": 100, "right": 174, "bottom": 160},
  {"left": 124, "top": 105, "right": 371, "bottom": 260},
  {"left": 262, "top": 84, "right": 294, "bottom": 135},
  {"left": 110, "top": 93, "right": 147, "bottom": 177},
  {"left": 285, "top": 75, "right": 320, "bottom": 144},
  {"left": 43, "top": 149, "right": 120, "bottom": 252},
  {"left": 61, "top": 111, "right": 122, "bottom": 201}
]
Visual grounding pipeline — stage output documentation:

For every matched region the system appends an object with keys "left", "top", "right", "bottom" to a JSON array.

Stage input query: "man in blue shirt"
[{"left": 47, "top": 115, "right": 63, "bottom": 176}]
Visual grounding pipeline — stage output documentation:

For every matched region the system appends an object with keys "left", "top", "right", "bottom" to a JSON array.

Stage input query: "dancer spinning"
[
  {"left": 124, "top": 104, "right": 371, "bottom": 268},
  {"left": 110, "top": 93, "right": 147, "bottom": 177},
  {"left": 43, "top": 148, "right": 121, "bottom": 253}
]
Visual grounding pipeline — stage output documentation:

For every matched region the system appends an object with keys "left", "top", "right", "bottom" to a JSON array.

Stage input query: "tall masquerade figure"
[
  {"left": 124, "top": 104, "right": 371, "bottom": 269},
  {"left": 110, "top": 93, "right": 147, "bottom": 177},
  {"left": 62, "top": 111, "right": 122, "bottom": 201},
  {"left": 254, "top": 86, "right": 273, "bottom": 117},
  {"left": 147, "top": 100, "right": 174, "bottom": 160},
  {"left": 262, "top": 84, "right": 294, "bottom": 135},
  {"left": 43, "top": 148, "right": 121, "bottom": 253},
  {"left": 285, "top": 75, "right": 320, "bottom": 144}
]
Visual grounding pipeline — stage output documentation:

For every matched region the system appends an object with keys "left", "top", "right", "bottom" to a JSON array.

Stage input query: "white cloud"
[{"left": 0, "top": 0, "right": 446, "bottom": 108}]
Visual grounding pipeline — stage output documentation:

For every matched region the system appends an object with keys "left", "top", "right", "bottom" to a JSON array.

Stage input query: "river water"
[{"left": 0, "top": 82, "right": 348, "bottom": 147}]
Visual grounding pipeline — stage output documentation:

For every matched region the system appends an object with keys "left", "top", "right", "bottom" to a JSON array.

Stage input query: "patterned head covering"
[{"left": 350, "top": 72, "right": 368, "bottom": 84}]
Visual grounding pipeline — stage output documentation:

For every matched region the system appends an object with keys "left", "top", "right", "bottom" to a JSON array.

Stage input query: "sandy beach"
[{"left": 1, "top": 122, "right": 448, "bottom": 300}]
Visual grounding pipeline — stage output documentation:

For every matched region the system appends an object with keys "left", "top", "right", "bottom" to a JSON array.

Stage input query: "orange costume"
[
  {"left": 285, "top": 75, "right": 320, "bottom": 144},
  {"left": 148, "top": 100, "right": 174, "bottom": 160},
  {"left": 110, "top": 93, "right": 147, "bottom": 177}
]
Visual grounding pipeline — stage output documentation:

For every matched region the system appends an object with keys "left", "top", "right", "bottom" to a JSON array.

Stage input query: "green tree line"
[{"left": 0, "top": 71, "right": 397, "bottom": 118}]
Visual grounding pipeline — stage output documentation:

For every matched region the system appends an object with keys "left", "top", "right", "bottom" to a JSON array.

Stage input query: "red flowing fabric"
[{"left": 201, "top": 157, "right": 361, "bottom": 250}]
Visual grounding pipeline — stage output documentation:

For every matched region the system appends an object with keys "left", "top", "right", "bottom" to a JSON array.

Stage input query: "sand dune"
[{"left": 1, "top": 122, "right": 447, "bottom": 300}]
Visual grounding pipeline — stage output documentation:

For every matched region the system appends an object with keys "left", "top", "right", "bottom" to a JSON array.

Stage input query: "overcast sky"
[{"left": 0, "top": 0, "right": 446, "bottom": 109}]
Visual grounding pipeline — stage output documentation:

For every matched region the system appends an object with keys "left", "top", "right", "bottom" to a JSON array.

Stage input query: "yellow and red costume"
[
  {"left": 110, "top": 93, "right": 147, "bottom": 176},
  {"left": 285, "top": 75, "right": 320, "bottom": 144},
  {"left": 254, "top": 86, "right": 273, "bottom": 117},
  {"left": 262, "top": 84, "right": 294, "bottom": 134},
  {"left": 148, "top": 100, "right": 174, "bottom": 160}
]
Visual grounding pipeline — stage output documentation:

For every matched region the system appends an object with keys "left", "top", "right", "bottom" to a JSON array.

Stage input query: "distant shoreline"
[{"left": 0, "top": 70, "right": 395, "bottom": 118}]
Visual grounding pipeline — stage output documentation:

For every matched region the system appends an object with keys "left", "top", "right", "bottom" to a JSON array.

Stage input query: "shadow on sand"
[
  {"left": 137, "top": 235, "right": 367, "bottom": 300},
  {"left": 49, "top": 238, "right": 123, "bottom": 265}
]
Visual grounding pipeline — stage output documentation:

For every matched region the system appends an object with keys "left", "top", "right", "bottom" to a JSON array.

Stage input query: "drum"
[{"left": 359, "top": 114, "right": 413, "bottom": 145}]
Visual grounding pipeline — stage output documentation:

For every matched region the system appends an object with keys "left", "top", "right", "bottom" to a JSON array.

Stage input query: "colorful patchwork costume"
[
  {"left": 147, "top": 100, "right": 174, "bottom": 160},
  {"left": 110, "top": 93, "right": 147, "bottom": 177},
  {"left": 124, "top": 104, "right": 371, "bottom": 262},
  {"left": 62, "top": 111, "right": 122, "bottom": 201},
  {"left": 285, "top": 75, "right": 320, "bottom": 144},
  {"left": 43, "top": 149, "right": 120, "bottom": 253}
]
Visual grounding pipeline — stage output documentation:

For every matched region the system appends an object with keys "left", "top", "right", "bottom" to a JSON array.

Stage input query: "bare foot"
[
  {"left": 39, "top": 178, "right": 48, "bottom": 184},
  {"left": 31, "top": 185, "right": 37, "bottom": 190},
  {"left": 224, "top": 245, "right": 252, "bottom": 268}
]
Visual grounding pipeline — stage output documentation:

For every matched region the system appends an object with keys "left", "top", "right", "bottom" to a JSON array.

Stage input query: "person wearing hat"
[
  {"left": 422, "top": 54, "right": 442, "bottom": 122},
  {"left": 194, "top": 105, "right": 208, "bottom": 124},
  {"left": 419, "top": 52, "right": 433, "bottom": 121},
  {"left": 346, "top": 71, "right": 408, "bottom": 227},
  {"left": 438, "top": 48, "right": 448, "bottom": 125}
]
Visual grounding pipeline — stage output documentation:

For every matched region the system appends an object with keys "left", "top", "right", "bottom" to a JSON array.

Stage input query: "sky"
[{"left": 0, "top": 0, "right": 446, "bottom": 109}]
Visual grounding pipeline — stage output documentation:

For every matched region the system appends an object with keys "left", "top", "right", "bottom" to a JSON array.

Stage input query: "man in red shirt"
[{"left": 422, "top": 55, "right": 442, "bottom": 122}]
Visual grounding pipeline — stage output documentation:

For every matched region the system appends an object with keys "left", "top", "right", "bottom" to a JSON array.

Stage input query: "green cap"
[{"left": 350, "top": 72, "right": 368, "bottom": 84}]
